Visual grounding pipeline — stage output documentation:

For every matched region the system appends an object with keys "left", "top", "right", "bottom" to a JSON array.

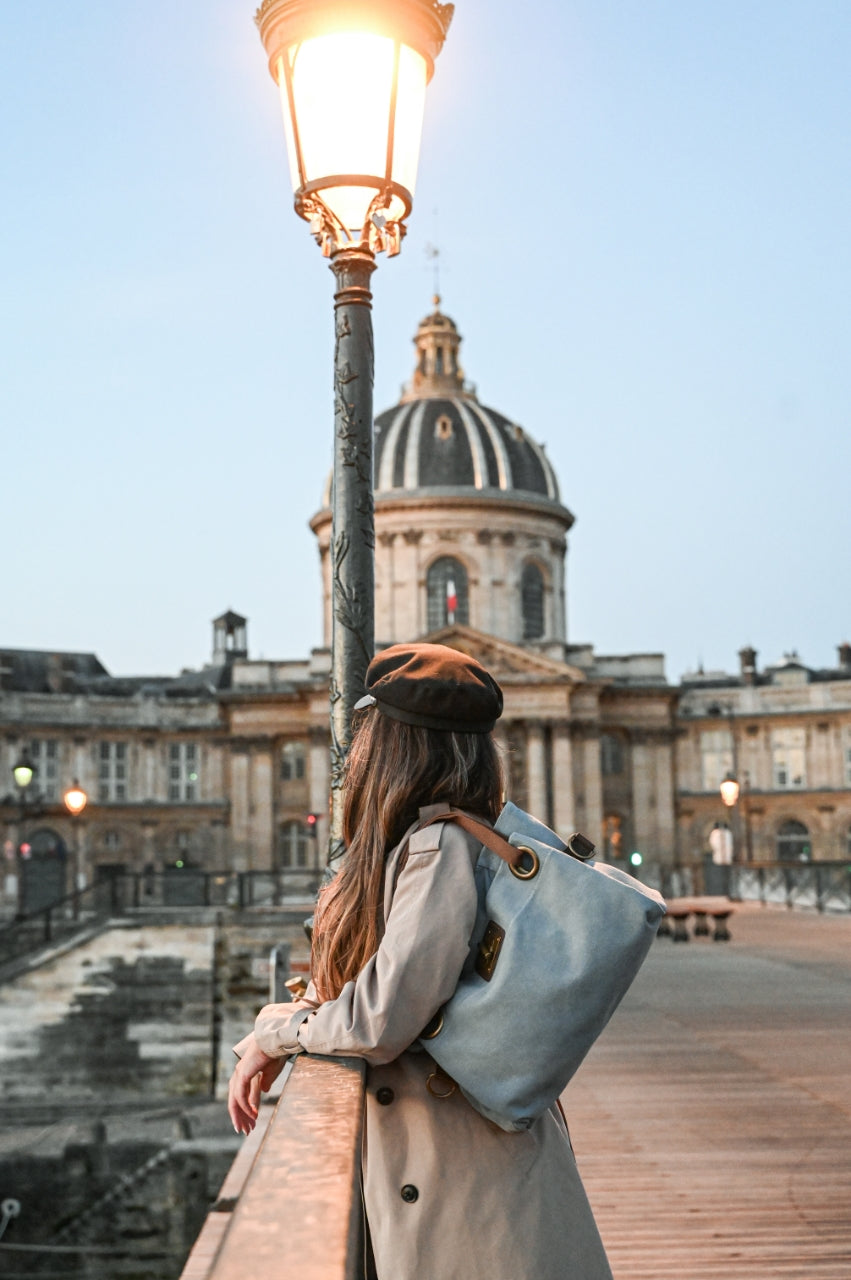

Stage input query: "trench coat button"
[
  {"left": 400, "top": 1184, "right": 419, "bottom": 1203},
  {"left": 376, "top": 1087, "right": 395, "bottom": 1106}
]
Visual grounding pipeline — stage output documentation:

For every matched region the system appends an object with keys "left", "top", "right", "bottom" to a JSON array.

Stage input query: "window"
[
  {"left": 98, "top": 742, "right": 127, "bottom": 803},
  {"left": 281, "top": 742, "right": 306, "bottom": 782},
  {"left": 279, "top": 820, "right": 310, "bottom": 869},
  {"left": 426, "top": 557, "right": 469, "bottom": 630},
  {"left": 600, "top": 734, "right": 625, "bottom": 776},
  {"left": 772, "top": 728, "right": 806, "bottom": 789},
  {"left": 700, "top": 731, "right": 733, "bottom": 791},
  {"left": 169, "top": 742, "right": 199, "bottom": 802},
  {"left": 776, "top": 820, "right": 810, "bottom": 861},
  {"left": 521, "top": 563, "right": 545, "bottom": 640},
  {"left": 103, "top": 831, "right": 121, "bottom": 851},
  {"left": 29, "top": 739, "right": 59, "bottom": 802}
]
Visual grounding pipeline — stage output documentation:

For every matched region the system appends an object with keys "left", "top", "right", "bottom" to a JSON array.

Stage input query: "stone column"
[
  {"left": 249, "top": 748, "right": 274, "bottom": 870},
  {"left": 550, "top": 538, "right": 567, "bottom": 642},
  {"left": 230, "top": 748, "right": 251, "bottom": 871},
  {"left": 377, "top": 532, "right": 396, "bottom": 643},
  {"left": 630, "top": 736, "right": 654, "bottom": 859},
  {"left": 493, "top": 722, "right": 510, "bottom": 805},
  {"left": 582, "top": 733, "right": 604, "bottom": 848},
  {"left": 403, "top": 529, "right": 424, "bottom": 637},
  {"left": 476, "top": 531, "right": 496, "bottom": 634},
  {"left": 499, "top": 533, "right": 516, "bottom": 644},
  {"left": 551, "top": 724, "right": 576, "bottom": 838},
  {"left": 526, "top": 723, "right": 548, "bottom": 820},
  {"left": 309, "top": 731, "right": 331, "bottom": 868},
  {"left": 141, "top": 739, "right": 157, "bottom": 802},
  {"left": 654, "top": 736, "right": 676, "bottom": 864}
]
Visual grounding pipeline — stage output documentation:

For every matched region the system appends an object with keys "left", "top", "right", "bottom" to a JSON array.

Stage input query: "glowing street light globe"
[
  {"left": 256, "top": 0, "right": 453, "bottom": 251},
  {"left": 63, "top": 782, "right": 88, "bottom": 818},
  {"left": 719, "top": 773, "right": 740, "bottom": 808},
  {"left": 13, "top": 754, "right": 34, "bottom": 791}
]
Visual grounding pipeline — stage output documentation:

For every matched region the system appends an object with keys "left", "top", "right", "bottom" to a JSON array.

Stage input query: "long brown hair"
[{"left": 311, "top": 708, "right": 504, "bottom": 1001}]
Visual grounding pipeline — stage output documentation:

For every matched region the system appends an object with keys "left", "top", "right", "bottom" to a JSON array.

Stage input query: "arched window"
[
  {"left": 426, "top": 557, "right": 469, "bottom": 630},
  {"left": 279, "top": 820, "right": 309, "bottom": 869},
  {"left": 521, "top": 563, "right": 545, "bottom": 640},
  {"left": 776, "top": 820, "right": 811, "bottom": 862}
]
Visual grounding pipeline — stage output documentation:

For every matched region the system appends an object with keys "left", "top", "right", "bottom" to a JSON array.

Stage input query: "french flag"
[{"left": 446, "top": 578, "right": 457, "bottom": 624}]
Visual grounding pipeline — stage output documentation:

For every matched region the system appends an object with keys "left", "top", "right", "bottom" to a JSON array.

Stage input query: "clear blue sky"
[{"left": 2, "top": 1, "right": 848, "bottom": 682}]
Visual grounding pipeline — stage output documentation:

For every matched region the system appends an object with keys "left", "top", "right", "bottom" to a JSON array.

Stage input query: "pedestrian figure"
[{"left": 229, "top": 642, "right": 612, "bottom": 1280}]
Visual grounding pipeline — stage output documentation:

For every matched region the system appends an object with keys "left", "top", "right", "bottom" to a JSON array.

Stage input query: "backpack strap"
[
  {"left": 417, "top": 806, "right": 595, "bottom": 869},
  {"left": 416, "top": 807, "right": 527, "bottom": 871}
]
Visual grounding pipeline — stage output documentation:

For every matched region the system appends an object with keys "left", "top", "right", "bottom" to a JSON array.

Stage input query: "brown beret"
[{"left": 355, "top": 643, "right": 503, "bottom": 734}]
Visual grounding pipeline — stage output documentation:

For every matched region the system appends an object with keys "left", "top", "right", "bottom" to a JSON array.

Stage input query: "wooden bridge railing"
[{"left": 181, "top": 1055, "right": 367, "bottom": 1280}]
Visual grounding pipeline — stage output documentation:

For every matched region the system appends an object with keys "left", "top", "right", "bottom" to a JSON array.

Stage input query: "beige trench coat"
[{"left": 252, "top": 812, "right": 613, "bottom": 1280}]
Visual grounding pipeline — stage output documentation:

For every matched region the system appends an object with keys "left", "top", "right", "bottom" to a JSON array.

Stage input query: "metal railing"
[
  {"left": 731, "top": 861, "right": 851, "bottom": 912},
  {"left": 0, "top": 867, "right": 324, "bottom": 970},
  {"left": 181, "top": 1056, "right": 366, "bottom": 1280}
]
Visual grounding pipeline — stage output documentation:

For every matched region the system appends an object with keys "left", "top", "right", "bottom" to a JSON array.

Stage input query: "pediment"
[{"left": 422, "top": 625, "right": 586, "bottom": 684}]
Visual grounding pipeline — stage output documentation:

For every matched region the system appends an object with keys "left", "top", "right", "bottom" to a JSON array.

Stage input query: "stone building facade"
[
  {"left": 676, "top": 644, "right": 851, "bottom": 864},
  {"left": 3, "top": 304, "right": 848, "bottom": 910}
]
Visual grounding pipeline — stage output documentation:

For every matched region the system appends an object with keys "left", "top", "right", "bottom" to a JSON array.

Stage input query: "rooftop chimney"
[{"left": 738, "top": 645, "right": 757, "bottom": 685}]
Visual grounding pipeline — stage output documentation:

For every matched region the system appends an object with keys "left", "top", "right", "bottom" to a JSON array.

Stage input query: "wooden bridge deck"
[{"left": 566, "top": 905, "right": 851, "bottom": 1279}]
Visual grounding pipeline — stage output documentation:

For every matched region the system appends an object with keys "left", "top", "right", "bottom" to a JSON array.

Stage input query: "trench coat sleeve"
[
  {"left": 232, "top": 981, "right": 321, "bottom": 1058},
  {"left": 253, "top": 822, "right": 478, "bottom": 1065}
]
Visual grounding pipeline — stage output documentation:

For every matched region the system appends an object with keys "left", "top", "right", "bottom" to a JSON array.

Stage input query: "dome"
[
  {"left": 311, "top": 300, "right": 574, "bottom": 656},
  {"left": 374, "top": 301, "right": 561, "bottom": 504}
]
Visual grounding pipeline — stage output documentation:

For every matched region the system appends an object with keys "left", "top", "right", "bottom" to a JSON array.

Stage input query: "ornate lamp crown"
[{"left": 256, "top": 0, "right": 453, "bottom": 256}]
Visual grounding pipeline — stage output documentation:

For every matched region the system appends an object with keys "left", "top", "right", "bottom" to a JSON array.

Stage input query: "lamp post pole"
[
  {"left": 12, "top": 750, "right": 36, "bottom": 918},
  {"left": 328, "top": 246, "right": 377, "bottom": 849},
  {"left": 254, "top": 0, "right": 453, "bottom": 858},
  {"left": 63, "top": 782, "right": 88, "bottom": 918}
]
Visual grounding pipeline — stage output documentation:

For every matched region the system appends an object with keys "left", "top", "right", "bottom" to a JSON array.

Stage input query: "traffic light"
[{"left": 306, "top": 813, "right": 318, "bottom": 837}]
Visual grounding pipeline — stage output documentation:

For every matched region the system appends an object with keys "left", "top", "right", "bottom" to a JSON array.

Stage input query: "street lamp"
[
  {"left": 255, "top": 0, "right": 453, "bottom": 854},
  {"left": 12, "top": 750, "right": 35, "bottom": 794},
  {"left": 719, "top": 771, "right": 740, "bottom": 810},
  {"left": 64, "top": 781, "right": 88, "bottom": 910},
  {"left": 63, "top": 782, "right": 88, "bottom": 819}
]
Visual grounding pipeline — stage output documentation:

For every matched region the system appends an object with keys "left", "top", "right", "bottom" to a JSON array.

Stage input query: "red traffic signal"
[{"left": 305, "top": 813, "right": 318, "bottom": 836}]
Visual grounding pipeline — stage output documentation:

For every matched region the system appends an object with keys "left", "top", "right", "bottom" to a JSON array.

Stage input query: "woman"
[{"left": 228, "top": 642, "right": 613, "bottom": 1280}]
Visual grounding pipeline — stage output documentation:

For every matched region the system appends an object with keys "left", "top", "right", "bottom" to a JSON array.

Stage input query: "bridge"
[{"left": 185, "top": 903, "right": 851, "bottom": 1279}]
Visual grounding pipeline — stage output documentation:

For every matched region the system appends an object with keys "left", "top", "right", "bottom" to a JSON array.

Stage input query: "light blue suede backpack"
[{"left": 416, "top": 801, "right": 666, "bottom": 1132}]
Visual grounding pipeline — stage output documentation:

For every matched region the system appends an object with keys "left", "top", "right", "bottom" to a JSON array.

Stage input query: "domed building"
[
  {"left": 312, "top": 300, "right": 573, "bottom": 655},
  {"left": 309, "top": 302, "right": 679, "bottom": 863}
]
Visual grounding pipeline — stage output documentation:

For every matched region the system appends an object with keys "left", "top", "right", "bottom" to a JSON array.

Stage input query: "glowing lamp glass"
[
  {"left": 64, "top": 785, "right": 88, "bottom": 817},
  {"left": 719, "top": 776, "right": 740, "bottom": 808},
  {"left": 277, "top": 32, "right": 427, "bottom": 232},
  {"left": 13, "top": 763, "right": 34, "bottom": 790}
]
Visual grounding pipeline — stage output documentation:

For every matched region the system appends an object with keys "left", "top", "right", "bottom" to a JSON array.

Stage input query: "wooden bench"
[{"left": 658, "top": 897, "right": 735, "bottom": 943}]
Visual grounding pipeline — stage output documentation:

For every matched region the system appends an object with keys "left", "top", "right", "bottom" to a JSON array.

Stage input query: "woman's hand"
[{"left": 228, "top": 1037, "right": 285, "bottom": 1135}]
